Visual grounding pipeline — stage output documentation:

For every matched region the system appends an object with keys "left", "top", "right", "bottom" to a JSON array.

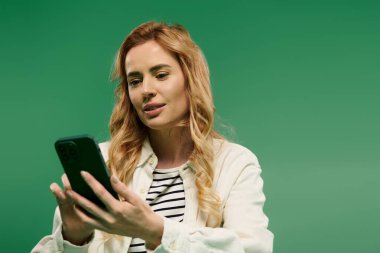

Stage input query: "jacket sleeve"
[
  {"left": 31, "top": 207, "right": 91, "bottom": 253},
  {"left": 152, "top": 149, "right": 274, "bottom": 253}
]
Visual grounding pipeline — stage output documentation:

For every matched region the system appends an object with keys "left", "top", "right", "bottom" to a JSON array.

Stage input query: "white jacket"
[{"left": 32, "top": 139, "right": 274, "bottom": 253}]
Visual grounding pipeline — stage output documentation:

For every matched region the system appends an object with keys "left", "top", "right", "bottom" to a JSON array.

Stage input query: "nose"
[{"left": 142, "top": 77, "right": 156, "bottom": 102}]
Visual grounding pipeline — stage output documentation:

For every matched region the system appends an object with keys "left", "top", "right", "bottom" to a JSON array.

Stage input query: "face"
[{"left": 125, "top": 40, "right": 189, "bottom": 130}]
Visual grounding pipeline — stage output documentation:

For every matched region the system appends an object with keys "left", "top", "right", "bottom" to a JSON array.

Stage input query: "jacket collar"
[
  {"left": 137, "top": 138, "right": 155, "bottom": 167},
  {"left": 136, "top": 138, "right": 194, "bottom": 171}
]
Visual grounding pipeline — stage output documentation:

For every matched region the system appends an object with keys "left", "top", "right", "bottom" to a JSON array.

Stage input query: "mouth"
[
  {"left": 143, "top": 103, "right": 166, "bottom": 112},
  {"left": 143, "top": 103, "right": 166, "bottom": 118}
]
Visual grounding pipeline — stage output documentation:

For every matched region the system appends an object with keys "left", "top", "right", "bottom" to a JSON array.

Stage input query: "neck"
[{"left": 148, "top": 127, "right": 193, "bottom": 169}]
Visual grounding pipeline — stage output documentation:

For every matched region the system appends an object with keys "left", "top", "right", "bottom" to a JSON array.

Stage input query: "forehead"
[{"left": 125, "top": 40, "right": 178, "bottom": 72}]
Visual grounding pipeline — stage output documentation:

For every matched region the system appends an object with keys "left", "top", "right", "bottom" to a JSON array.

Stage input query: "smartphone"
[{"left": 54, "top": 135, "right": 118, "bottom": 208}]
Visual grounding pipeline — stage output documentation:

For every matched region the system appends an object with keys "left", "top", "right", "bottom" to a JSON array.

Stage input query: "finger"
[
  {"left": 50, "top": 183, "right": 75, "bottom": 214},
  {"left": 110, "top": 175, "right": 139, "bottom": 206},
  {"left": 61, "top": 174, "right": 72, "bottom": 190},
  {"left": 80, "top": 171, "right": 119, "bottom": 210},
  {"left": 50, "top": 183, "right": 66, "bottom": 202},
  {"left": 60, "top": 174, "right": 78, "bottom": 204},
  {"left": 66, "top": 189, "right": 111, "bottom": 221},
  {"left": 73, "top": 204, "right": 108, "bottom": 232}
]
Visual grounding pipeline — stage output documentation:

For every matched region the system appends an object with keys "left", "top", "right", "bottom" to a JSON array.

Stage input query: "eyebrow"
[{"left": 126, "top": 64, "right": 171, "bottom": 78}]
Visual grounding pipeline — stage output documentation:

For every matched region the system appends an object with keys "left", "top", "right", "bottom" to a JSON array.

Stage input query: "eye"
[
  {"left": 128, "top": 79, "right": 141, "bottom": 87},
  {"left": 156, "top": 72, "right": 169, "bottom": 80}
]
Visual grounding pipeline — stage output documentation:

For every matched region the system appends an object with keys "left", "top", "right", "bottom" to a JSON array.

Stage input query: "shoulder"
[
  {"left": 211, "top": 139, "right": 263, "bottom": 204},
  {"left": 211, "top": 138, "right": 262, "bottom": 188},
  {"left": 212, "top": 138, "right": 260, "bottom": 167}
]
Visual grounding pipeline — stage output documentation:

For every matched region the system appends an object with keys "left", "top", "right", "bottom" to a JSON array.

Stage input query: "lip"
[
  {"left": 143, "top": 102, "right": 166, "bottom": 111},
  {"left": 143, "top": 103, "right": 166, "bottom": 117}
]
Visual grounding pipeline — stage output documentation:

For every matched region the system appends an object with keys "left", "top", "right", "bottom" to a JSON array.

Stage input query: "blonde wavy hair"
[{"left": 108, "top": 21, "right": 224, "bottom": 227}]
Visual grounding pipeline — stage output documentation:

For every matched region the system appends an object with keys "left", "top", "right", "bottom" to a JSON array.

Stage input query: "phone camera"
[{"left": 58, "top": 141, "right": 79, "bottom": 163}]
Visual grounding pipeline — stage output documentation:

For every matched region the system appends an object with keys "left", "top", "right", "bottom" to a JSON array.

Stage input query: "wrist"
[
  {"left": 62, "top": 226, "right": 94, "bottom": 246},
  {"left": 144, "top": 215, "right": 164, "bottom": 250}
]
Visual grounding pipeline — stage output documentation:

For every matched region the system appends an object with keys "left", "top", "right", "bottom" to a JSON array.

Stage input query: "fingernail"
[
  {"left": 111, "top": 175, "right": 119, "bottom": 184},
  {"left": 80, "top": 171, "right": 88, "bottom": 178}
]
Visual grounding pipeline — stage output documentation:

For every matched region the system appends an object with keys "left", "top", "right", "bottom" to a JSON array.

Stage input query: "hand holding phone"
[
  {"left": 54, "top": 135, "right": 118, "bottom": 208},
  {"left": 52, "top": 136, "right": 164, "bottom": 247}
]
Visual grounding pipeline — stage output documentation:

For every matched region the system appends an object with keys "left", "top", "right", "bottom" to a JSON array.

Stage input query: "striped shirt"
[{"left": 128, "top": 166, "right": 186, "bottom": 253}]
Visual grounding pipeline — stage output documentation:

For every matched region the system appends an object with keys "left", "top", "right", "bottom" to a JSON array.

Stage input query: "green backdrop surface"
[{"left": 0, "top": 1, "right": 379, "bottom": 252}]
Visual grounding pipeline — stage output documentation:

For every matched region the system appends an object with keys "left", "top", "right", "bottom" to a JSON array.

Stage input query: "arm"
[
  {"left": 31, "top": 172, "right": 96, "bottom": 253},
  {"left": 31, "top": 207, "right": 92, "bottom": 253},
  {"left": 222, "top": 160, "right": 273, "bottom": 252}
]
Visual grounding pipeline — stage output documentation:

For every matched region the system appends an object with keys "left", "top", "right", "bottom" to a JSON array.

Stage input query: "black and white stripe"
[{"left": 128, "top": 167, "right": 186, "bottom": 253}]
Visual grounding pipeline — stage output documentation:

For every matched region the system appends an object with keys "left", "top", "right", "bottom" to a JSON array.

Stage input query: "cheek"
[
  {"left": 128, "top": 90, "right": 139, "bottom": 108},
  {"left": 128, "top": 93, "right": 145, "bottom": 120},
  {"left": 170, "top": 76, "right": 187, "bottom": 103},
  {"left": 174, "top": 87, "right": 189, "bottom": 113}
]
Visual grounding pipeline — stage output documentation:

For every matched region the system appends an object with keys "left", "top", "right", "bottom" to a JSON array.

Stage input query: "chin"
[{"left": 143, "top": 119, "right": 184, "bottom": 131}]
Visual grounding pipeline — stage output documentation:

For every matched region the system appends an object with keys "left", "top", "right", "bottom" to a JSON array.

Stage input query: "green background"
[{"left": 1, "top": 1, "right": 379, "bottom": 252}]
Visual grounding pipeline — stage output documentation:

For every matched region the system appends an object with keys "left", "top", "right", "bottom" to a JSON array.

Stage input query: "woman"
[{"left": 33, "top": 21, "right": 274, "bottom": 253}]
